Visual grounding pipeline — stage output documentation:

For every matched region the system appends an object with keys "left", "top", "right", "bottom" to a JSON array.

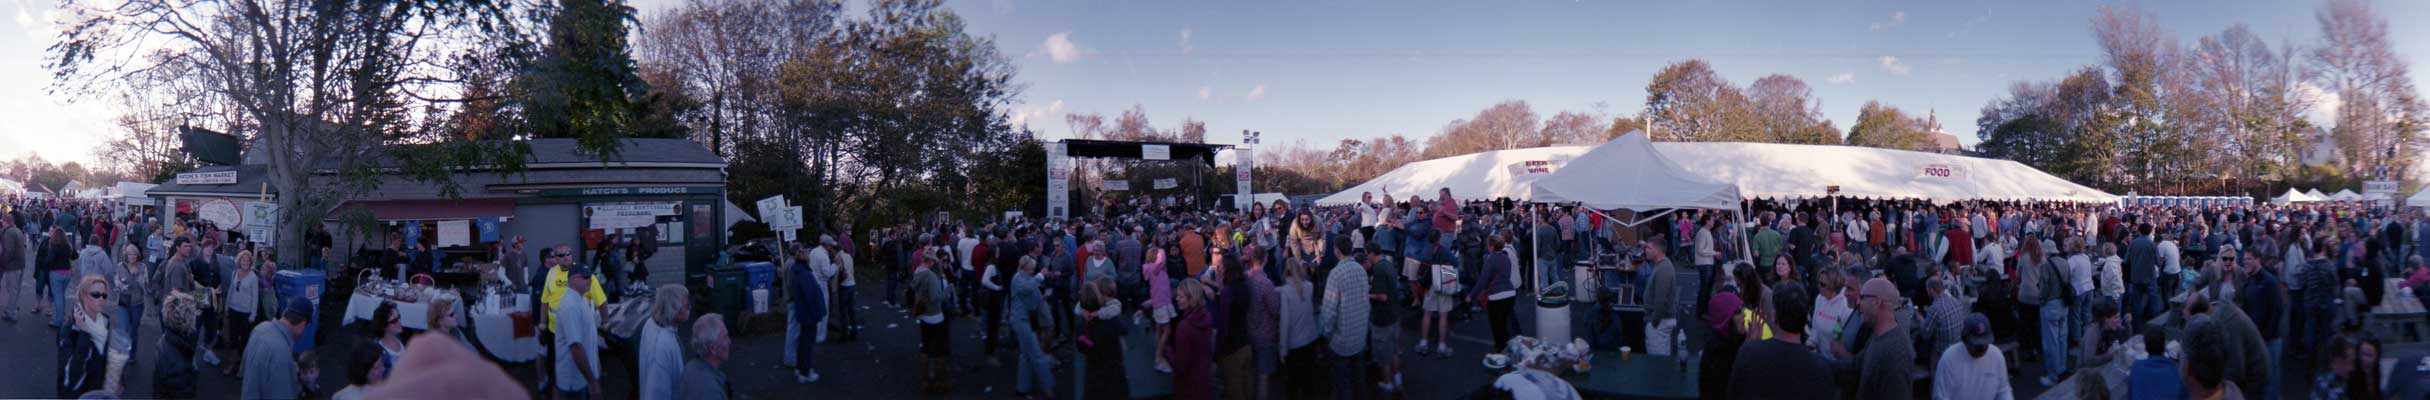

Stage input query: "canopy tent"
[
  {"left": 2306, "top": 189, "right": 2329, "bottom": 200},
  {"left": 2272, "top": 188, "right": 2323, "bottom": 204},
  {"left": 0, "top": 178, "right": 21, "bottom": 195},
  {"left": 110, "top": 182, "right": 157, "bottom": 206},
  {"left": 1653, "top": 141, "right": 2117, "bottom": 202},
  {"left": 1313, "top": 146, "right": 1588, "bottom": 206},
  {"left": 2407, "top": 191, "right": 2430, "bottom": 208},
  {"left": 2332, "top": 189, "right": 2364, "bottom": 201},
  {"left": 1528, "top": 131, "right": 1739, "bottom": 211}
]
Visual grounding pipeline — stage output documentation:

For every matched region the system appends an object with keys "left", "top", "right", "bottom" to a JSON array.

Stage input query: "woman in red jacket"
[{"left": 1166, "top": 279, "right": 1217, "bottom": 400}]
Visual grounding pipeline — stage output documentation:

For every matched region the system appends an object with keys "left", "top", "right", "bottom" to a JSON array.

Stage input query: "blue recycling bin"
[
  {"left": 741, "top": 262, "right": 776, "bottom": 290},
  {"left": 274, "top": 269, "right": 326, "bottom": 354}
]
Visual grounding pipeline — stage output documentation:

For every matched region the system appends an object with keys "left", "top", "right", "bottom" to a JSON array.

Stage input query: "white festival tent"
[
  {"left": 110, "top": 182, "right": 157, "bottom": 206},
  {"left": 1319, "top": 139, "right": 2117, "bottom": 206},
  {"left": 1313, "top": 146, "right": 1588, "bottom": 206},
  {"left": 2332, "top": 189, "right": 2364, "bottom": 202},
  {"left": 2407, "top": 191, "right": 2430, "bottom": 208},
  {"left": 2273, "top": 188, "right": 2323, "bottom": 204},
  {"left": 2307, "top": 189, "right": 2330, "bottom": 200},
  {"left": 1528, "top": 131, "right": 1739, "bottom": 211}
]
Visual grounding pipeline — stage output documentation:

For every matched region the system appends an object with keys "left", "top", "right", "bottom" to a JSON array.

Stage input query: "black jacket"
[
  {"left": 153, "top": 328, "right": 199, "bottom": 398},
  {"left": 57, "top": 322, "right": 105, "bottom": 398}
]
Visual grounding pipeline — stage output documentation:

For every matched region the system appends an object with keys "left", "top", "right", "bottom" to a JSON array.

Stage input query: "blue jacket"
[
  {"left": 2126, "top": 357, "right": 2188, "bottom": 400},
  {"left": 791, "top": 261, "right": 826, "bottom": 328}
]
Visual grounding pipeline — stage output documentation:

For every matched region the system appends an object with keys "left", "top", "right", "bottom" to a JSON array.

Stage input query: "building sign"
[
  {"left": 1104, "top": 180, "right": 1130, "bottom": 191},
  {"left": 2366, "top": 180, "right": 2399, "bottom": 194},
  {"left": 1153, "top": 178, "right": 1178, "bottom": 190},
  {"left": 1141, "top": 144, "right": 1171, "bottom": 161},
  {"left": 529, "top": 187, "right": 719, "bottom": 197},
  {"left": 1917, "top": 164, "right": 1965, "bottom": 179},
  {"left": 176, "top": 171, "right": 238, "bottom": 185},
  {"left": 585, "top": 203, "right": 679, "bottom": 230}
]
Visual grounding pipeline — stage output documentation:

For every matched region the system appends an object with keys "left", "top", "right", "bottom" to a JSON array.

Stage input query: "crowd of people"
[
  {"left": 773, "top": 188, "right": 2429, "bottom": 400},
  {"left": 14, "top": 180, "right": 2430, "bottom": 399}
]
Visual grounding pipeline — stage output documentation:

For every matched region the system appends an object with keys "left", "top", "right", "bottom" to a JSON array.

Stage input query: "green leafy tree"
[
  {"left": 1643, "top": 59, "right": 1759, "bottom": 142},
  {"left": 1844, "top": 101, "right": 1935, "bottom": 151},
  {"left": 523, "top": 0, "right": 684, "bottom": 157}
]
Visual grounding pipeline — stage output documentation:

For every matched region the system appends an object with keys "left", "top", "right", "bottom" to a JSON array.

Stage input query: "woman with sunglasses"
[
  {"left": 58, "top": 275, "right": 111, "bottom": 397},
  {"left": 370, "top": 302, "right": 406, "bottom": 382}
]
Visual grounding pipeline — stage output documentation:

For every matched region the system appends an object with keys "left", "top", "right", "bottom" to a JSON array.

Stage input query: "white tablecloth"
[
  {"left": 471, "top": 296, "right": 541, "bottom": 362},
  {"left": 343, "top": 292, "right": 465, "bottom": 331}
]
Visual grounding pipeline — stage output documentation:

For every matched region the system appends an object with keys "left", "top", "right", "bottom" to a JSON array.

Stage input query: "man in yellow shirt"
[{"left": 543, "top": 244, "right": 606, "bottom": 332}]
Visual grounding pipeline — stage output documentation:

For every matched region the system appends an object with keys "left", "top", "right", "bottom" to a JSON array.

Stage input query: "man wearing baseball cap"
[
  {"left": 553, "top": 265, "right": 603, "bottom": 399},
  {"left": 1930, "top": 313, "right": 2014, "bottom": 400}
]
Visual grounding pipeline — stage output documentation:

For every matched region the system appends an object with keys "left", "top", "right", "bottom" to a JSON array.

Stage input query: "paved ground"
[{"left": 0, "top": 263, "right": 2326, "bottom": 399}]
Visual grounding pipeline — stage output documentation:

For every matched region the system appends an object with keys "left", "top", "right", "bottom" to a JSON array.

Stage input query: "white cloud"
[
  {"left": 1041, "top": 32, "right": 1090, "bottom": 63},
  {"left": 1869, "top": 11, "right": 1906, "bottom": 31},
  {"left": 1198, "top": 86, "right": 1211, "bottom": 100},
  {"left": 1827, "top": 73, "right": 1856, "bottom": 84},
  {"left": 1179, "top": 28, "right": 1194, "bottom": 56},
  {"left": 1877, "top": 56, "right": 1910, "bottom": 75},
  {"left": 2299, "top": 82, "right": 2341, "bottom": 125},
  {"left": 1011, "top": 99, "right": 1066, "bottom": 127},
  {"left": 1246, "top": 84, "right": 1267, "bottom": 101}
]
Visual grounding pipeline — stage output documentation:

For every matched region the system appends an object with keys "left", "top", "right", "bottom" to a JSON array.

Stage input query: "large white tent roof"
[
  {"left": 1320, "top": 139, "right": 2114, "bottom": 206},
  {"left": 1528, "top": 131, "right": 1738, "bottom": 210},
  {"left": 1654, "top": 141, "right": 2116, "bottom": 202},
  {"left": 2407, "top": 190, "right": 2430, "bottom": 208},
  {"left": 2332, "top": 189, "right": 2363, "bottom": 201},
  {"left": 1314, "top": 146, "right": 1587, "bottom": 206}
]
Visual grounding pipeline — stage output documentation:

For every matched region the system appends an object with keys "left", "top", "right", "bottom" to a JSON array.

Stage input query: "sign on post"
[
  {"left": 1104, "top": 180, "right": 1129, "bottom": 191},
  {"left": 2367, "top": 180, "right": 2399, "bottom": 194},
  {"left": 242, "top": 201, "right": 279, "bottom": 229}
]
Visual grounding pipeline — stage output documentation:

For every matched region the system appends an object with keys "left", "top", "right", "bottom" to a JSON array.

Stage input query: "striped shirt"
[{"left": 1320, "top": 259, "right": 1370, "bottom": 357}]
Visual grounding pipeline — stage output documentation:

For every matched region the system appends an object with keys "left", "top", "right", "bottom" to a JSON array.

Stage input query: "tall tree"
[
  {"left": 1746, "top": 74, "right": 1840, "bottom": 144},
  {"left": 51, "top": 0, "right": 543, "bottom": 265},
  {"left": 639, "top": 0, "right": 840, "bottom": 157},
  {"left": 525, "top": 0, "right": 684, "bottom": 154},
  {"left": 1604, "top": 116, "right": 1646, "bottom": 139},
  {"left": 1423, "top": 100, "right": 1539, "bottom": 158},
  {"left": 1844, "top": 101, "right": 1935, "bottom": 151},
  {"left": 2093, "top": 5, "right": 2190, "bottom": 186},
  {"left": 1643, "top": 59, "right": 1758, "bottom": 142},
  {"left": 1538, "top": 111, "right": 1604, "bottom": 147},
  {"left": 2309, "top": 0, "right": 2425, "bottom": 180},
  {"left": 774, "top": 0, "right": 1019, "bottom": 230}
]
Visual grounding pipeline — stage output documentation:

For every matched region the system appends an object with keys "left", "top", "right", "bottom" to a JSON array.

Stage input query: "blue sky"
[{"left": 7, "top": 0, "right": 2430, "bottom": 165}]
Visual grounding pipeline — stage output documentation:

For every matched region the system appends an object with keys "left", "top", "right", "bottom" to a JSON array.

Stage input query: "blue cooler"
[{"left": 273, "top": 269, "right": 326, "bottom": 354}]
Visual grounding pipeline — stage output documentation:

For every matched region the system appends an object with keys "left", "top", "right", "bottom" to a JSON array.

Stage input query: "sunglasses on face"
[{"left": 88, "top": 292, "right": 108, "bottom": 299}]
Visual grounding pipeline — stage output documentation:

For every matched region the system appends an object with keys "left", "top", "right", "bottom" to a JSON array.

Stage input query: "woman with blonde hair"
[
  {"left": 428, "top": 296, "right": 466, "bottom": 344},
  {"left": 59, "top": 275, "right": 110, "bottom": 397},
  {"left": 223, "top": 250, "right": 265, "bottom": 376}
]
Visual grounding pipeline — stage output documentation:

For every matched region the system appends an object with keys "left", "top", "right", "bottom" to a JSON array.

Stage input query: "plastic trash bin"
[{"left": 274, "top": 269, "right": 326, "bottom": 354}]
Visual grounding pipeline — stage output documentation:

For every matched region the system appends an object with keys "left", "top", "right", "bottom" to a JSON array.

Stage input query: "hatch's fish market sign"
[{"left": 176, "top": 171, "right": 238, "bottom": 185}]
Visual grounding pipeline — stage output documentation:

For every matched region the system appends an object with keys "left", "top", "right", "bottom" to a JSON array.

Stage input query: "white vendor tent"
[
  {"left": 0, "top": 178, "right": 20, "bottom": 195},
  {"left": 2272, "top": 188, "right": 2323, "bottom": 204},
  {"left": 2332, "top": 189, "right": 2363, "bottom": 201},
  {"left": 1652, "top": 141, "right": 2117, "bottom": 202},
  {"left": 2306, "top": 189, "right": 2329, "bottom": 200},
  {"left": 1314, "top": 146, "right": 1588, "bottom": 206},
  {"left": 2407, "top": 191, "right": 2430, "bottom": 208},
  {"left": 1528, "top": 131, "right": 1738, "bottom": 211},
  {"left": 111, "top": 182, "right": 157, "bottom": 206}
]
